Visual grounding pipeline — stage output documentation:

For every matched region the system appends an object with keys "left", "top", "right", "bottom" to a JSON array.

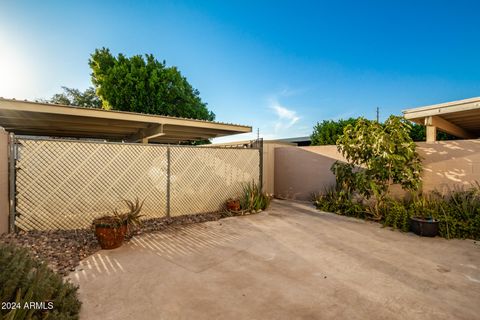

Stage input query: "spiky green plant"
[
  {"left": 240, "top": 181, "right": 271, "bottom": 212},
  {"left": 114, "top": 197, "right": 145, "bottom": 234}
]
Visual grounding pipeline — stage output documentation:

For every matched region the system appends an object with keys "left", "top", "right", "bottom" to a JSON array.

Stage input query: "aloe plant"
[{"left": 240, "top": 181, "right": 271, "bottom": 212}]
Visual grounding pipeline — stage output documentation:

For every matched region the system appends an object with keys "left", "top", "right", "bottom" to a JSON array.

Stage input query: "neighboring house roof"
[
  {"left": 0, "top": 98, "right": 251, "bottom": 143},
  {"left": 271, "top": 136, "right": 311, "bottom": 145},
  {"left": 403, "top": 97, "right": 480, "bottom": 141}
]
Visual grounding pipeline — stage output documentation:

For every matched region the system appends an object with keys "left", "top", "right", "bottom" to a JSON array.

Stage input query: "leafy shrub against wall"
[
  {"left": 332, "top": 116, "right": 422, "bottom": 220},
  {"left": 0, "top": 244, "right": 81, "bottom": 320},
  {"left": 314, "top": 184, "right": 480, "bottom": 240}
]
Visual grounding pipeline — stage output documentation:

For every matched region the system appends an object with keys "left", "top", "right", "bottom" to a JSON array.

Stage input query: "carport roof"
[
  {"left": 402, "top": 97, "right": 480, "bottom": 140},
  {"left": 0, "top": 98, "right": 251, "bottom": 143}
]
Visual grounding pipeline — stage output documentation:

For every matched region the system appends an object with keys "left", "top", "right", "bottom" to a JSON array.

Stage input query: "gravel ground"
[{"left": 0, "top": 212, "right": 222, "bottom": 276}]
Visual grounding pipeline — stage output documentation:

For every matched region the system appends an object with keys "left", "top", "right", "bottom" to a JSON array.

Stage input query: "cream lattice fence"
[{"left": 14, "top": 138, "right": 260, "bottom": 230}]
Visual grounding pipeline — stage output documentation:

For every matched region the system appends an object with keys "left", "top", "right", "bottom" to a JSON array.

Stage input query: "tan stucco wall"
[
  {"left": 274, "top": 146, "right": 347, "bottom": 200},
  {"left": 416, "top": 140, "right": 480, "bottom": 193},
  {"left": 0, "top": 129, "right": 9, "bottom": 234},
  {"left": 274, "top": 140, "right": 480, "bottom": 200},
  {"left": 262, "top": 142, "right": 294, "bottom": 195}
]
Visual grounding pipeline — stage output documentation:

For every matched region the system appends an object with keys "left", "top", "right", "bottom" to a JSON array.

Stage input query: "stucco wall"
[
  {"left": 262, "top": 142, "right": 293, "bottom": 195},
  {"left": 416, "top": 140, "right": 480, "bottom": 193},
  {"left": 274, "top": 140, "right": 480, "bottom": 200}
]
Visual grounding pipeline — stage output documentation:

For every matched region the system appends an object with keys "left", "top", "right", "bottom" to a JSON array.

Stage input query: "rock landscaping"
[{"left": 0, "top": 212, "right": 222, "bottom": 276}]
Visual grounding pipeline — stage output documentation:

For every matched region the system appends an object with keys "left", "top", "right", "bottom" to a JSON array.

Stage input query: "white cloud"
[{"left": 269, "top": 98, "right": 300, "bottom": 131}]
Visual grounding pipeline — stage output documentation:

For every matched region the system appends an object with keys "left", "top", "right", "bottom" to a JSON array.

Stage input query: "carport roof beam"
[{"left": 0, "top": 98, "right": 251, "bottom": 144}]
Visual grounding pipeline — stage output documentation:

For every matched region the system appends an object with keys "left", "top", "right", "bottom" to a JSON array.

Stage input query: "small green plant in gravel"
[
  {"left": 313, "top": 186, "right": 365, "bottom": 218},
  {"left": 240, "top": 181, "right": 271, "bottom": 212},
  {"left": 0, "top": 244, "right": 81, "bottom": 320},
  {"left": 224, "top": 181, "right": 271, "bottom": 216}
]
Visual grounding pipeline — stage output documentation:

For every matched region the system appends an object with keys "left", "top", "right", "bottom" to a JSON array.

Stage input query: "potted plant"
[
  {"left": 93, "top": 198, "right": 144, "bottom": 249},
  {"left": 410, "top": 216, "right": 439, "bottom": 237},
  {"left": 409, "top": 196, "right": 439, "bottom": 237},
  {"left": 226, "top": 198, "right": 241, "bottom": 211}
]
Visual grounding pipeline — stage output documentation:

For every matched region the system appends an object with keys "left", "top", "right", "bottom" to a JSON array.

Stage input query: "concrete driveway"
[{"left": 70, "top": 200, "right": 480, "bottom": 320}]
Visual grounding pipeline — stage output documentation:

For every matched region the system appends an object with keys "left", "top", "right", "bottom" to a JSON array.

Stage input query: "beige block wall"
[
  {"left": 416, "top": 140, "right": 480, "bottom": 193},
  {"left": 274, "top": 140, "right": 480, "bottom": 201},
  {"left": 274, "top": 146, "right": 347, "bottom": 200},
  {"left": 0, "top": 129, "right": 9, "bottom": 234},
  {"left": 262, "top": 142, "right": 294, "bottom": 195}
]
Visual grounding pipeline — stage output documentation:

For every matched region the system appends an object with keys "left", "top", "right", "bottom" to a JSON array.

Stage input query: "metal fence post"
[
  {"left": 166, "top": 146, "right": 171, "bottom": 218},
  {"left": 258, "top": 138, "right": 264, "bottom": 191},
  {"left": 8, "top": 133, "right": 16, "bottom": 232}
]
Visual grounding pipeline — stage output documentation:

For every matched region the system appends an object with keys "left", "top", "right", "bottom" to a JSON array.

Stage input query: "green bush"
[
  {"left": 382, "top": 198, "right": 411, "bottom": 232},
  {"left": 0, "top": 244, "right": 81, "bottom": 320},
  {"left": 314, "top": 187, "right": 365, "bottom": 218},
  {"left": 314, "top": 185, "right": 480, "bottom": 240}
]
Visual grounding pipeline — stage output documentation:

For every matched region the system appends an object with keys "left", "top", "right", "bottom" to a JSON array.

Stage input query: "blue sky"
[{"left": 1, "top": 0, "right": 479, "bottom": 142}]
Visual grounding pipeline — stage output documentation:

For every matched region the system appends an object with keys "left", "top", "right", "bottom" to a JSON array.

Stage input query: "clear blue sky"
[{"left": 1, "top": 0, "right": 479, "bottom": 142}]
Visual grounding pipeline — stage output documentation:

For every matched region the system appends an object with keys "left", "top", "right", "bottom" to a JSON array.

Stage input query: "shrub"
[
  {"left": 333, "top": 116, "right": 422, "bottom": 220},
  {"left": 435, "top": 186, "right": 480, "bottom": 239},
  {"left": 314, "top": 186, "right": 365, "bottom": 218},
  {"left": 240, "top": 181, "right": 271, "bottom": 212},
  {"left": 315, "top": 185, "right": 480, "bottom": 240},
  {"left": 0, "top": 244, "right": 81, "bottom": 320},
  {"left": 382, "top": 198, "right": 411, "bottom": 232}
]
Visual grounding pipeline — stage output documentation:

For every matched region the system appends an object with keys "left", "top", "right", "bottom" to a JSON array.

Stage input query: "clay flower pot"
[
  {"left": 93, "top": 216, "right": 127, "bottom": 250},
  {"left": 226, "top": 199, "right": 241, "bottom": 211}
]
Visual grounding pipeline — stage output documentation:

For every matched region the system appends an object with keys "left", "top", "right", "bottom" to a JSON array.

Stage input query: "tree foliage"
[
  {"left": 331, "top": 116, "right": 423, "bottom": 219},
  {"left": 310, "top": 118, "right": 357, "bottom": 145},
  {"left": 89, "top": 48, "right": 215, "bottom": 121},
  {"left": 49, "top": 86, "right": 101, "bottom": 108},
  {"left": 312, "top": 118, "right": 458, "bottom": 145},
  {"left": 409, "top": 122, "right": 457, "bottom": 141}
]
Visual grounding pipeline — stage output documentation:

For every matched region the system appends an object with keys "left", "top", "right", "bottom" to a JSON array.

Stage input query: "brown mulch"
[{"left": 0, "top": 212, "right": 222, "bottom": 276}]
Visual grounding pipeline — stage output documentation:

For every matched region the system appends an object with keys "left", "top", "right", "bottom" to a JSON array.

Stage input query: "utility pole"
[
  {"left": 257, "top": 128, "right": 260, "bottom": 140},
  {"left": 376, "top": 107, "right": 380, "bottom": 122}
]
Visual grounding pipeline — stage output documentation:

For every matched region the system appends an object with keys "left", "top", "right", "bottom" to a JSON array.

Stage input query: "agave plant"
[
  {"left": 113, "top": 197, "right": 145, "bottom": 233},
  {"left": 240, "top": 181, "right": 271, "bottom": 212}
]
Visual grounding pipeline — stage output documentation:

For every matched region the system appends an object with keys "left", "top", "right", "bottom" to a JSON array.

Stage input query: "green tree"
[
  {"left": 49, "top": 86, "right": 101, "bottom": 108},
  {"left": 332, "top": 116, "right": 422, "bottom": 219},
  {"left": 311, "top": 118, "right": 357, "bottom": 145},
  {"left": 409, "top": 122, "right": 457, "bottom": 141},
  {"left": 89, "top": 48, "right": 215, "bottom": 121}
]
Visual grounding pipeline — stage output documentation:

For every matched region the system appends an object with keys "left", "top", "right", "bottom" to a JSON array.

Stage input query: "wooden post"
[{"left": 0, "top": 128, "right": 9, "bottom": 234}]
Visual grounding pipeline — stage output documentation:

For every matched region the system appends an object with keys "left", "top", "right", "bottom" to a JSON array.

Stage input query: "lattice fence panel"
[
  {"left": 16, "top": 139, "right": 168, "bottom": 230},
  {"left": 169, "top": 147, "right": 260, "bottom": 216}
]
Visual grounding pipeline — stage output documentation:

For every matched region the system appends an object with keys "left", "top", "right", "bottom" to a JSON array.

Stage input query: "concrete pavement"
[{"left": 70, "top": 200, "right": 480, "bottom": 319}]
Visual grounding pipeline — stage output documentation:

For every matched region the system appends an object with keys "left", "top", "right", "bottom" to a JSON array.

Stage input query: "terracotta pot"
[
  {"left": 94, "top": 224, "right": 127, "bottom": 249},
  {"left": 226, "top": 199, "right": 241, "bottom": 211}
]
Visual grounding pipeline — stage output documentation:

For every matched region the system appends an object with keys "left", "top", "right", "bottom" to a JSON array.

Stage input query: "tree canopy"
[
  {"left": 409, "top": 122, "right": 456, "bottom": 141},
  {"left": 311, "top": 117, "right": 458, "bottom": 145},
  {"left": 88, "top": 48, "right": 215, "bottom": 121},
  {"left": 311, "top": 118, "right": 358, "bottom": 145},
  {"left": 48, "top": 86, "right": 101, "bottom": 108}
]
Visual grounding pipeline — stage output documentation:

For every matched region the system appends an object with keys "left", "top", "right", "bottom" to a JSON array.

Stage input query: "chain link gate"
[{"left": 10, "top": 137, "right": 261, "bottom": 231}]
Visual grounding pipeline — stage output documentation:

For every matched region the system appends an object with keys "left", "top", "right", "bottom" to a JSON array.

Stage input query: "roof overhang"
[
  {"left": 402, "top": 97, "right": 480, "bottom": 141},
  {"left": 0, "top": 98, "right": 251, "bottom": 143}
]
